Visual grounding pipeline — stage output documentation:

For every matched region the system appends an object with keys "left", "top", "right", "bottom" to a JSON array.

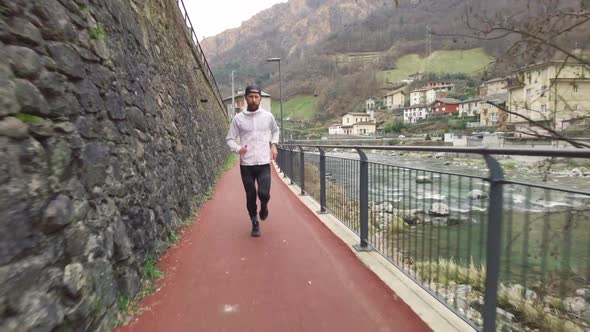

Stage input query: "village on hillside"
[
  {"left": 219, "top": 54, "right": 589, "bottom": 148},
  {"left": 326, "top": 56, "right": 590, "bottom": 147}
]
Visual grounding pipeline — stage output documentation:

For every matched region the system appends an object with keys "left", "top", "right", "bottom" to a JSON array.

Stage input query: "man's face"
[{"left": 246, "top": 92, "right": 261, "bottom": 111}]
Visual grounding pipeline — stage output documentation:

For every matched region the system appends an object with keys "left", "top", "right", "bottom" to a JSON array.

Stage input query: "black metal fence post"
[
  {"left": 318, "top": 147, "right": 327, "bottom": 214},
  {"left": 353, "top": 148, "right": 370, "bottom": 251},
  {"left": 279, "top": 149, "right": 287, "bottom": 178},
  {"left": 298, "top": 146, "right": 305, "bottom": 195},
  {"left": 482, "top": 154, "right": 505, "bottom": 332},
  {"left": 276, "top": 147, "right": 280, "bottom": 169},
  {"left": 289, "top": 148, "right": 295, "bottom": 185},
  {"left": 276, "top": 147, "right": 281, "bottom": 172}
]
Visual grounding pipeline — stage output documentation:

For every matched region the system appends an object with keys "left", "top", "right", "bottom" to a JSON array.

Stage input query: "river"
[{"left": 300, "top": 150, "right": 590, "bottom": 295}]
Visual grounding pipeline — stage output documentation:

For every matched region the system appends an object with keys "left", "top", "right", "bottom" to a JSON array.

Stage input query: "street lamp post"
[{"left": 266, "top": 57, "right": 284, "bottom": 143}]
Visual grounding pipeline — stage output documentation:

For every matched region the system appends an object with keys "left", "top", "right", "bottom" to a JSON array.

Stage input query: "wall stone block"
[
  {"left": 0, "top": 117, "right": 29, "bottom": 139},
  {"left": 0, "top": 79, "right": 19, "bottom": 117},
  {"left": 14, "top": 79, "right": 49, "bottom": 116},
  {"left": 35, "top": 70, "right": 68, "bottom": 98},
  {"left": 46, "top": 42, "right": 84, "bottom": 80},
  {"left": 6, "top": 17, "right": 42, "bottom": 46},
  {"left": 6, "top": 46, "right": 43, "bottom": 80}
]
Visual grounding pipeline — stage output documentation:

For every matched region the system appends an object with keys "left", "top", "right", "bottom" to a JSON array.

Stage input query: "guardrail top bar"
[{"left": 280, "top": 144, "right": 590, "bottom": 158}]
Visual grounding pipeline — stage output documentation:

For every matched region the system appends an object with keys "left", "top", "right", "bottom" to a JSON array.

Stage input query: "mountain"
[
  {"left": 201, "top": 0, "right": 397, "bottom": 97},
  {"left": 201, "top": 0, "right": 495, "bottom": 93},
  {"left": 202, "top": 0, "right": 392, "bottom": 64}
]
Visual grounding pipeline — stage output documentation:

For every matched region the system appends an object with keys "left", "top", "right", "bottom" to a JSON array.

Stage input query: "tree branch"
[{"left": 444, "top": 9, "right": 590, "bottom": 66}]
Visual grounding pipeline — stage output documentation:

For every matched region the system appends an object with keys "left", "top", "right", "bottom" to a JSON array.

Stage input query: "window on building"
[
  {"left": 347, "top": 118, "right": 350, "bottom": 123},
  {"left": 573, "top": 85, "right": 579, "bottom": 93},
  {"left": 526, "top": 88, "right": 533, "bottom": 97},
  {"left": 541, "top": 105, "right": 546, "bottom": 113}
]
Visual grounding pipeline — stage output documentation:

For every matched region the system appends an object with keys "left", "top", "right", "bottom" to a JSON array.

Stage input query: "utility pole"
[
  {"left": 426, "top": 25, "right": 431, "bottom": 73},
  {"left": 266, "top": 57, "right": 284, "bottom": 143},
  {"left": 230, "top": 70, "right": 235, "bottom": 120}
]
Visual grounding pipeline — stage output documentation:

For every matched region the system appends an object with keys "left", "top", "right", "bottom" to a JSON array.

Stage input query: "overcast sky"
[{"left": 185, "top": 0, "right": 288, "bottom": 41}]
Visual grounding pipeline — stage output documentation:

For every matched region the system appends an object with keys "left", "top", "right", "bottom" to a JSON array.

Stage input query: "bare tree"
[{"left": 438, "top": 0, "right": 590, "bottom": 66}]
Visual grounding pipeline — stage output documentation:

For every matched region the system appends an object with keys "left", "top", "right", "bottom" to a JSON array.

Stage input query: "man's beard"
[{"left": 247, "top": 103, "right": 259, "bottom": 112}]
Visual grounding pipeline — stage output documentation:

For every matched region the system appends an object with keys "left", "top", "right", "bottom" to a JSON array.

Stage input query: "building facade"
[
  {"left": 411, "top": 82, "right": 454, "bottom": 106},
  {"left": 458, "top": 98, "right": 481, "bottom": 117},
  {"left": 366, "top": 98, "right": 376, "bottom": 110},
  {"left": 410, "top": 89, "right": 427, "bottom": 106},
  {"left": 332, "top": 110, "right": 377, "bottom": 136},
  {"left": 507, "top": 61, "right": 590, "bottom": 133},
  {"left": 479, "top": 78, "right": 509, "bottom": 98},
  {"left": 383, "top": 89, "right": 406, "bottom": 109},
  {"left": 329, "top": 123, "right": 343, "bottom": 135},
  {"left": 480, "top": 93, "right": 508, "bottom": 127},
  {"left": 431, "top": 98, "right": 461, "bottom": 115},
  {"left": 342, "top": 112, "right": 371, "bottom": 126},
  {"left": 352, "top": 122, "right": 377, "bottom": 135},
  {"left": 403, "top": 105, "right": 430, "bottom": 123}
]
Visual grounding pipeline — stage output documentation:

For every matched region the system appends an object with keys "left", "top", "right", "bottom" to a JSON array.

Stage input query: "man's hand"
[
  {"left": 271, "top": 144, "right": 278, "bottom": 161},
  {"left": 239, "top": 145, "right": 248, "bottom": 156}
]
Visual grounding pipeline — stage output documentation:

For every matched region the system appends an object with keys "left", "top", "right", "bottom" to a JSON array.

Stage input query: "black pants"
[{"left": 240, "top": 164, "right": 271, "bottom": 219}]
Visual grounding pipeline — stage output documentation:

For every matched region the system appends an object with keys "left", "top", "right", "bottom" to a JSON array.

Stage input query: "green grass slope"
[
  {"left": 378, "top": 48, "right": 494, "bottom": 82},
  {"left": 271, "top": 95, "right": 316, "bottom": 121}
]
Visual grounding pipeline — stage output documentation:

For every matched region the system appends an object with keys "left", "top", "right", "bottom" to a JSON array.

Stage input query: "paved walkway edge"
[{"left": 273, "top": 163, "right": 475, "bottom": 332}]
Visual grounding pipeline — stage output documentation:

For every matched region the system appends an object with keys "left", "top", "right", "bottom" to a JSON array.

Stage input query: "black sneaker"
[
  {"left": 259, "top": 205, "right": 268, "bottom": 221},
  {"left": 251, "top": 223, "right": 261, "bottom": 237}
]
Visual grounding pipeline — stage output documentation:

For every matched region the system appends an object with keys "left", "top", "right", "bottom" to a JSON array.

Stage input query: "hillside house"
[
  {"left": 474, "top": 77, "right": 510, "bottom": 128},
  {"left": 340, "top": 122, "right": 376, "bottom": 136},
  {"left": 458, "top": 98, "right": 481, "bottom": 117},
  {"left": 424, "top": 81, "right": 455, "bottom": 92},
  {"left": 479, "top": 78, "right": 509, "bottom": 97},
  {"left": 332, "top": 110, "right": 377, "bottom": 136},
  {"left": 410, "top": 88, "right": 428, "bottom": 105},
  {"left": 431, "top": 98, "right": 461, "bottom": 115},
  {"left": 349, "top": 121, "right": 377, "bottom": 135},
  {"left": 403, "top": 104, "right": 430, "bottom": 124},
  {"left": 383, "top": 88, "right": 406, "bottom": 109},
  {"left": 342, "top": 112, "right": 372, "bottom": 126},
  {"left": 411, "top": 82, "right": 455, "bottom": 106},
  {"left": 426, "top": 89, "right": 451, "bottom": 104},
  {"left": 425, "top": 89, "right": 437, "bottom": 104},
  {"left": 480, "top": 93, "right": 508, "bottom": 127},
  {"left": 507, "top": 60, "right": 590, "bottom": 135},
  {"left": 329, "top": 123, "right": 343, "bottom": 135},
  {"left": 366, "top": 98, "right": 376, "bottom": 110}
]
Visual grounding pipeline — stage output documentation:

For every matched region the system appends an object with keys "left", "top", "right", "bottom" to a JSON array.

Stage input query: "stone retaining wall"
[{"left": 0, "top": 0, "right": 228, "bottom": 330}]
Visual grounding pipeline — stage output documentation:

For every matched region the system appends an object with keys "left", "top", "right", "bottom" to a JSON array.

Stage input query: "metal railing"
[
  {"left": 175, "top": 0, "right": 227, "bottom": 119},
  {"left": 277, "top": 145, "right": 590, "bottom": 332}
]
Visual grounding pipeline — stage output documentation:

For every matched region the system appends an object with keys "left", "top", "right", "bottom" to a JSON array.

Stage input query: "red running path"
[{"left": 116, "top": 163, "right": 431, "bottom": 332}]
